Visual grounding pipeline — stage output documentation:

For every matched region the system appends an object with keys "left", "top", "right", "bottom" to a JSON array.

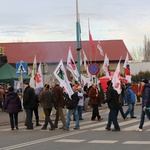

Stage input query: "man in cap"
[
  {"left": 23, "top": 80, "right": 35, "bottom": 130},
  {"left": 135, "top": 78, "right": 150, "bottom": 132}
]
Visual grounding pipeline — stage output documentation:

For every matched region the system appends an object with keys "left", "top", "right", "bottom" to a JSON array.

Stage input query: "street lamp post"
[{"left": 76, "top": 0, "right": 81, "bottom": 82}]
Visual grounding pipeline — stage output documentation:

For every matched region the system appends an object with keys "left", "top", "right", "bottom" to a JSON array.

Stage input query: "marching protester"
[
  {"left": 124, "top": 83, "right": 136, "bottom": 119},
  {"left": 104, "top": 80, "right": 121, "bottom": 131},
  {"left": 63, "top": 87, "right": 80, "bottom": 131},
  {"left": 77, "top": 86, "right": 84, "bottom": 120},
  {"left": 23, "top": 81, "right": 35, "bottom": 130},
  {"left": 4, "top": 87, "right": 22, "bottom": 130},
  {"left": 40, "top": 84, "right": 55, "bottom": 131},
  {"left": 51, "top": 82, "right": 66, "bottom": 129},
  {"left": 33, "top": 88, "right": 42, "bottom": 126},
  {"left": 135, "top": 78, "right": 150, "bottom": 132},
  {"left": 83, "top": 83, "right": 89, "bottom": 111},
  {"left": 88, "top": 83, "right": 103, "bottom": 121}
]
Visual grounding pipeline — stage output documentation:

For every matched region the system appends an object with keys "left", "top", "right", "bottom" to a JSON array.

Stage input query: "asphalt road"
[{"left": 0, "top": 105, "right": 150, "bottom": 150}]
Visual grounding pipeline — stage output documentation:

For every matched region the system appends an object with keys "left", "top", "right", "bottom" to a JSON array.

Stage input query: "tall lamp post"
[{"left": 76, "top": 0, "right": 81, "bottom": 82}]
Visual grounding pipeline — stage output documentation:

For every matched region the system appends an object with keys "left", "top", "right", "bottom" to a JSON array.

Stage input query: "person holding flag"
[{"left": 104, "top": 80, "right": 121, "bottom": 131}]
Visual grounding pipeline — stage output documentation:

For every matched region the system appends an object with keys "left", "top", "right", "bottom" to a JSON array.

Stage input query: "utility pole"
[{"left": 76, "top": 0, "right": 81, "bottom": 82}]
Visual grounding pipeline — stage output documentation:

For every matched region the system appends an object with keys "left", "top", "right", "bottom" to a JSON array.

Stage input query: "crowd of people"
[{"left": 1, "top": 77, "right": 150, "bottom": 132}]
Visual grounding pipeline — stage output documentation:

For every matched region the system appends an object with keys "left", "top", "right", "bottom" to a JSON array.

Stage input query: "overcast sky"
[{"left": 0, "top": 0, "right": 150, "bottom": 51}]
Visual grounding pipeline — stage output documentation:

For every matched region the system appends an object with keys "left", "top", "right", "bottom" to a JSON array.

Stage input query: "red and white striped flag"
[
  {"left": 97, "top": 41, "right": 104, "bottom": 56},
  {"left": 123, "top": 52, "right": 131, "bottom": 83}
]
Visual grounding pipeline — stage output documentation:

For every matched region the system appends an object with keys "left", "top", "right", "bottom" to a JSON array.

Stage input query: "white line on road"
[
  {"left": 54, "top": 139, "right": 85, "bottom": 143},
  {"left": 88, "top": 140, "right": 118, "bottom": 144},
  {"left": 0, "top": 130, "right": 87, "bottom": 150},
  {"left": 123, "top": 141, "right": 150, "bottom": 144}
]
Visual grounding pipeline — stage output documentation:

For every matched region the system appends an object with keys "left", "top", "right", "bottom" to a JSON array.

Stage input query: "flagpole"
[{"left": 76, "top": 0, "right": 81, "bottom": 82}]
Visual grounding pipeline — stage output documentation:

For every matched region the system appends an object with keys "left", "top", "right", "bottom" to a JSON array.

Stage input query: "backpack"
[{"left": 64, "top": 92, "right": 79, "bottom": 109}]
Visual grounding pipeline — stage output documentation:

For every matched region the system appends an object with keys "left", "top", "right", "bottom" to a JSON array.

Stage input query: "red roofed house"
[{"left": 0, "top": 40, "right": 132, "bottom": 84}]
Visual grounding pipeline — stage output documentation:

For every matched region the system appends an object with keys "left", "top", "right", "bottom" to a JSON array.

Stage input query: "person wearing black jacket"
[
  {"left": 23, "top": 81, "right": 35, "bottom": 130},
  {"left": 104, "top": 80, "right": 121, "bottom": 131}
]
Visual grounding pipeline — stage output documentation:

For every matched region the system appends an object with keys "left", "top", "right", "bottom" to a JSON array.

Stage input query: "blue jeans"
[
  {"left": 139, "top": 107, "right": 150, "bottom": 129},
  {"left": 118, "top": 103, "right": 126, "bottom": 119},
  {"left": 125, "top": 103, "right": 134, "bottom": 118},
  {"left": 107, "top": 108, "right": 120, "bottom": 129},
  {"left": 65, "top": 107, "right": 79, "bottom": 129},
  {"left": 25, "top": 108, "right": 33, "bottom": 129},
  {"left": 78, "top": 106, "right": 83, "bottom": 119}
]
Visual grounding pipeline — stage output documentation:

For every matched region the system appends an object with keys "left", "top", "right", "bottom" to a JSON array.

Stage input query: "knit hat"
[
  {"left": 23, "top": 80, "right": 29, "bottom": 85},
  {"left": 126, "top": 83, "right": 132, "bottom": 87},
  {"left": 141, "top": 78, "right": 149, "bottom": 84}
]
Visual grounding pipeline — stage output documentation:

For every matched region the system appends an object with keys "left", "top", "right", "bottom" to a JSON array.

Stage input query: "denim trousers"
[
  {"left": 118, "top": 103, "right": 126, "bottom": 119},
  {"left": 78, "top": 106, "right": 83, "bottom": 119},
  {"left": 107, "top": 108, "right": 120, "bottom": 129},
  {"left": 125, "top": 103, "right": 134, "bottom": 118},
  {"left": 139, "top": 107, "right": 150, "bottom": 129},
  {"left": 65, "top": 107, "right": 79, "bottom": 129},
  {"left": 25, "top": 108, "right": 33, "bottom": 129}
]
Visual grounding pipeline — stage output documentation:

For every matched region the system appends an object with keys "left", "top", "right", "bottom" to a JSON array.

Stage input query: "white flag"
[
  {"left": 81, "top": 74, "right": 92, "bottom": 88},
  {"left": 80, "top": 51, "right": 82, "bottom": 66},
  {"left": 112, "top": 58, "right": 121, "bottom": 94},
  {"left": 123, "top": 52, "right": 129, "bottom": 69},
  {"left": 97, "top": 41, "right": 104, "bottom": 56},
  {"left": 102, "top": 54, "right": 110, "bottom": 78},
  {"left": 29, "top": 55, "right": 37, "bottom": 89},
  {"left": 35, "top": 62, "right": 44, "bottom": 89},
  {"left": 54, "top": 60, "right": 74, "bottom": 98},
  {"left": 82, "top": 49, "right": 88, "bottom": 69},
  {"left": 67, "top": 47, "right": 79, "bottom": 81}
]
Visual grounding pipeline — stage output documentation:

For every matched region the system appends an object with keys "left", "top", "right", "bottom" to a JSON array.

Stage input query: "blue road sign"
[
  {"left": 88, "top": 63, "right": 100, "bottom": 75},
  {"left": 16, "top": 61, "right": 27, "bottom": 74}
]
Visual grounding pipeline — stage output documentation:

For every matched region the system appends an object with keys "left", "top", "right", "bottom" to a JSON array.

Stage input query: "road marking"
[
  {"left": 88, "top": 140, "right": 118, "bottom": 144},
  {"left": 0, "top": 130, "right": 87, "bottom": 150},
  {"left": 123, "top": 141, "right": 150, "bottom": 144},
  {"left": 92, "top": 119, "right": 138, "bottom": 131},
  {"left": 54, "top": 139, "right": 85, "bottom": 143},
  {"left": 123, "top": 120, "right": 150, "bottom": 131}
]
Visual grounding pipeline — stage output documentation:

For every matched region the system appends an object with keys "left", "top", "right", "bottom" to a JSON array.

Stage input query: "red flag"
[{"left": 89, "top": 30, "right": 95, "bottom": 54}]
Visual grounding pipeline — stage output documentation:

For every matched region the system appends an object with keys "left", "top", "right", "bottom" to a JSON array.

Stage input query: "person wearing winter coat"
[
  {"left": 135, "top": 78, "right": 150, "bottom": 132},
  {"left": 40, "top": 84, "right": 55, "bottom": 131},
  {"left": 4, "top": 87, "right": 22, "bottom": 130},
  {"left": 23, "top": 81, "right": 35, "bottom": 130},
  {"left": 88, "top": 83, "right": 103, "bottom": 121},
  {"left": 51, "top": 82, "right": 66, "bottom": 129},
  {"left": 124, "top": 83, "right": 136, "bottom": 119},
  {"left": 104, "top": 80, "right": 120, "bottom": 131}
]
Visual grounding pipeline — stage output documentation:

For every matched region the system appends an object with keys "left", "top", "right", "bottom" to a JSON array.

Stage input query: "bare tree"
[
  {"left": 130, "top": 46, "right": 144, "bottom": 62},
  {"left": 143, "top": 35, "right": 150, "bottom": 62}
]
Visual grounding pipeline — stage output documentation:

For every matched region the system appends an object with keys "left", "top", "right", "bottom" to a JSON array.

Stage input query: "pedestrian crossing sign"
[{"left": 16, "top": 61, "right": 27, "bottom": 74}]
